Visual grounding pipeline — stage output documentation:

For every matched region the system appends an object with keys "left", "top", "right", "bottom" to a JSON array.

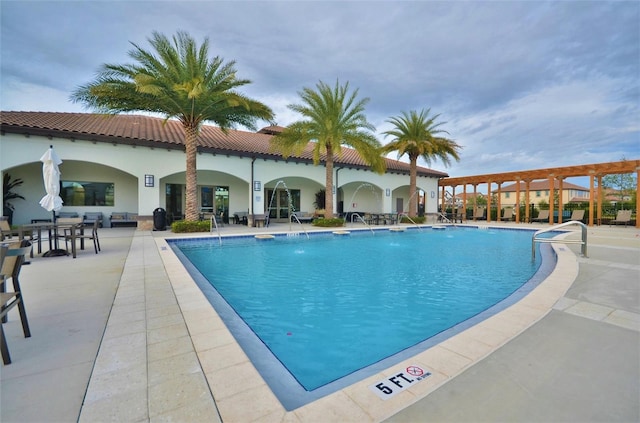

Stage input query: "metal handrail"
[
  {"left": 209, "top": 216, "right": 222, "bottom": 246},
  {"left": 350, "top": 213, "right": 375, "bottom": 234},
  {"left": 437, "top": 212, "right": 451, "bottom": 223},
  {"left": 398, "top": 213, "right": 423, "bottom": 231},
  {"left": 532, "top": 220, "right": 587, "bottom": 259},
  {"left": 289, "top": 214, "right": 310, "bottom": 239}
]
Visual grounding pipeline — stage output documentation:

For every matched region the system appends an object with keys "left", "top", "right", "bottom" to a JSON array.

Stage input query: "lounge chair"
[
  {"left": 0, "top": 241, "right": 32, "bottom": 364},
  {"left": 610, "top": 210, "right": 632, "bottom": 227},
  {"left": 569, "top": 209, "right": 585, "bottom": 222},
  {"left": 532, "top": 209, "right": 550, "bottom": 223},
  {"left": 500, "top": 207, "right": 514, "bottom": 222},
  {"left": 473, "top": 206, "right": 486, "bottom": 221}
]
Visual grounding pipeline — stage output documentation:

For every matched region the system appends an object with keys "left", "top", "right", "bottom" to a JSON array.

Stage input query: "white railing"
[
  {"left": 532, "top": 220, "right": 587, "bottom": 259},
  {"left": 209, "top": 216, "right": 222, "bottom": 246},
  {"left": 289, "top": 214, "right": 310, "bottom": 239},
  {"left": 398, "top": 213, "right": 423, "bottom": 231},
  {"left": 350, "top": 213, "right": 375, "bottom": 234}
]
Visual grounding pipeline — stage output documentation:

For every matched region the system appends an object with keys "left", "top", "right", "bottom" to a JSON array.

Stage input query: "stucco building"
[{"left": 1, "top": 111, "right": 448, "bottom": 227}]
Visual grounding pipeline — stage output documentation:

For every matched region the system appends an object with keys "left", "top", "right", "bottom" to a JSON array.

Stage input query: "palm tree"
[
  {"left": 382, "top": 109, "right": 462, "bottom": 217},
  {"left": 71, "top": 31, "right": 274, "bottom": 221},
  {"left": 271, "top": 80, "right": 384, "bottom": 219}
]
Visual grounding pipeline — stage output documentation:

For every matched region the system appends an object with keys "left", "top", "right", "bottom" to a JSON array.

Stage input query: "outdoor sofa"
[
  {"left": 110, "top": 212, "right": 138, "bottom": 228},
  {"left": 83, "top": 212, "right": 104, "bottom": 228}
]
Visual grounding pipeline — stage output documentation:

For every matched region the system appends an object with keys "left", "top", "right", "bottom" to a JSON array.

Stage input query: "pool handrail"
[
  {"left": 398, "top": 212, "right": 423, "bottom": 231},
  {"left": 289, "top": 214, "right": 310, "bottom": 239},
  {"left": 532, "top": 220, "right": 587, "bottom": 259},
  {"left": 209, "top": 215, "right": 222, "bottom": 246},
  {"left": 350, "top": 212, "right": 375, "bottom": 234}
]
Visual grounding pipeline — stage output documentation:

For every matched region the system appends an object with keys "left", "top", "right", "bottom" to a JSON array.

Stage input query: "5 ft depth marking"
[{"left": 369, "top": 365, "right": 432, "bottom": 400}]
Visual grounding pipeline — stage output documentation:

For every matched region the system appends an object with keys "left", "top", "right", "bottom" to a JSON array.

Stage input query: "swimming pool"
[{"left": 169, "top": 226, "right": 555, "bottom": 409}]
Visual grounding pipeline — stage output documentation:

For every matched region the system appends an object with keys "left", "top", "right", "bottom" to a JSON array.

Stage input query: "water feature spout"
[
  {"left": 344, "top": 183, "right": 381, "bottom": 226},
  {"left": 267, "top": 180, "right": 296, "bottom": 234}
]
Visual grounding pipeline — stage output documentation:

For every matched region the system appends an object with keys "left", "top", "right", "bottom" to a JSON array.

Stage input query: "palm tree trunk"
[
  {"left": 409, "top": 156, "right": 418, "bottom": 217},
  {"left": 184, "top": 124, "right": 199, "bottom": 221},
  {"left": 325, "top": 150, "right": 334, "bottom": 219}
]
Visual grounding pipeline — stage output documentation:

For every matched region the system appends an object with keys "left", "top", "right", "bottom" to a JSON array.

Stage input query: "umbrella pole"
[{"left": 43, "top": 210, "right": 69, "bottom": 257}]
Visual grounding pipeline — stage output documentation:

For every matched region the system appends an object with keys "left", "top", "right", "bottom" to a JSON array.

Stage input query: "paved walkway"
[{"left": 0, "top": 223, "right": 638, "bottom": 422}]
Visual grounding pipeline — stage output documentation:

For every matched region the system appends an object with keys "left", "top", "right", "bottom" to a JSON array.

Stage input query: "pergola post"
[
  {"left": 497, "top": 182, "right": 502, "bottom": 221},
  {"left": 525, "top": 179, "right": 531, "bottom": 223},
  {"left": 597, "top": 175, "right": 603, "bottom": 225},
  {"left": 515, "top": 178, "right": 521, "bottom": 223},
  {"left": 548, "top": 175, "right": 555, "bottom": 224},
  {"left": 473, "top": 184, "right": 478, "bottom": 221},
  {"left": 558, "top": 177, "right": 564, "bottom": 224},
  {"left": 636, "top": 167, "right": 640, "bottom": 228},
  {"left": 462, "top": 184, "right": 467, "bottom": 221},
  {"left": 487, "top": 181, "right": 493, "bottom": 223},
  {"left": 588, "top": 171, "right": 595, "bottom": 226}
]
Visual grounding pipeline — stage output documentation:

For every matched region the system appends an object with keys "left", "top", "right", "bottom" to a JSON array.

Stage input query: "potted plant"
[
  {"left": 313, "top": 188, "right": 326, "bottom": 217},
  {"left": 3, "top": 173, "right": 25, "bottom": 225}
]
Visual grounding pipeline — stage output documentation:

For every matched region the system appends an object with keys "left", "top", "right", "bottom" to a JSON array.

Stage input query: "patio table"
[{"left": 19, "top": 222, "right": 85, "bottom": 258}]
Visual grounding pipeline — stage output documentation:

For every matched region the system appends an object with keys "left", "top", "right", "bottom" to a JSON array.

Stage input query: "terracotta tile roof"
[
  {"left": 1, "top": 111, "right": 448, "bottom": 178},
  {"left": 257, "top": 125, "right": 286, "bottom": 135},
  {"left": 502, "top": 180, "right": 588, "bottom": 192}
]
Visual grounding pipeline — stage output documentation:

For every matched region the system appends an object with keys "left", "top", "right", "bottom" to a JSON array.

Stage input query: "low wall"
[{"left": 136, "top": 215, "right": 153, "bottom": 231}]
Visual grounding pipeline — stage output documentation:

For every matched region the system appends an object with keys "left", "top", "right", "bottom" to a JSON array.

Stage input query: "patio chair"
[
  {"left": 1, "top": 219, "right": 38, "bottom": 257},
  {"left": 0, "top": 241, "right": 32, "bottom": 365},
  {"left": 0, "top": 219, "right": 20, "bottom": 241},
  {"left": 569, "top": 209, "right": 585, "bottom": 222},
  {"left": 473, "top": 206, "right": 486, "bottom": 221},
  {"left": 532, "top": 209, "right": 550, "bottom": 223},
  {"left": 55, "top": 217, "right": 83, "bottom": 248},
  {"left": 610, "top": 209, "right": 632, "bottom": 227},
  {"left": 64, "top": 219, "right": 101, "bottom": 254},
  {"left": 500, "top": 207, "right": 514, "bottom": 222}
]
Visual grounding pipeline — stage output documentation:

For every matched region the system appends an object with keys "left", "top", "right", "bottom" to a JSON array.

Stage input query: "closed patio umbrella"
[{"left": 39, "top": 145, "right": 66, "bottom": 256}]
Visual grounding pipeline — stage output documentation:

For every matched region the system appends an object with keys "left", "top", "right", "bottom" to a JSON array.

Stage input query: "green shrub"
[
  {"left": 312, "top": 217, "right": 345, "bottom": 227},
  {"left": 171, "top": 220, "right": 211, "bottom": 233},
  {"left": 400, "top": 215, "right": 426, "bottom": 224}
]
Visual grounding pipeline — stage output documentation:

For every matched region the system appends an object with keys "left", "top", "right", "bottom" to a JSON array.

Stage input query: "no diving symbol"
[{"left": 406, "top": 366, "right": 424, "bottom": 377}]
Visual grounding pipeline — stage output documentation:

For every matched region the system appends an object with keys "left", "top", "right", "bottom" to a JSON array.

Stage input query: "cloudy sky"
[{"left": 1, "top": 1, "right": 638, "bottom": 186}]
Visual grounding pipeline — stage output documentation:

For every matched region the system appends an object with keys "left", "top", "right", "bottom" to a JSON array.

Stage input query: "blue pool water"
[{"left": 169, "top": 227, "right": 553, "bottom": 408}]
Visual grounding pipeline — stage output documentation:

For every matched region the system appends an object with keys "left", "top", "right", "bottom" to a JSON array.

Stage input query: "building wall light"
[
  {"left": 253, "top": 181, "right": 261, "bottom": 191},
  {"left": 145, "top": 174, "right": 155, "bottom": 187}
]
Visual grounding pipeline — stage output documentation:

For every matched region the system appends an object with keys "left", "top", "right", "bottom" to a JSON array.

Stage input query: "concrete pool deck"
[{"left": 0, "top": 222, "right": 638, "bottom": 422}]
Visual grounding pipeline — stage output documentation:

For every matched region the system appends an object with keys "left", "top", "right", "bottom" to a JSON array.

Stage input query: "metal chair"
[
  {"left": 0, "top": 241, "right": 32, "bottom": 364},
  {"left": 64, "top": 219, "right": 101, "bottom": 254}
]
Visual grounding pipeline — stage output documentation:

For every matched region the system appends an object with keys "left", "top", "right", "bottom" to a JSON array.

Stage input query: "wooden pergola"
[{"left": 438, "top": 160, "right": 640, "bottom": 228}]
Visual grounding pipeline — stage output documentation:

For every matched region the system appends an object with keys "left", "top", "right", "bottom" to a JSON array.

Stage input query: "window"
[
  {"left": 61, "top": 181, "right": 114, "bottom": 206},
  {"left": 535, "top": 191, "right": 541, "bottom": 197},
  {"left": 505, "top": 192, "right": 510, "bottom": 199}
]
